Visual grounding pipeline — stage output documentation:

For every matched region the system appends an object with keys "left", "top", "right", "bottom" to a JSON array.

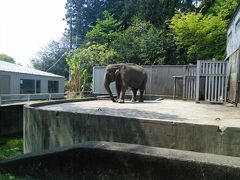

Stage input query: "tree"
[
  {"left": 86, "top": 11, "right": 120, "bottom": 44},
  {"left": 112, "top": 18, "right": 166, "bottom": 64},
  {"left": 66, "top": 43, "right": 118, "bottom": 91},
  {"left": 204, "top": 0, "right": 240, "bottom": 19},
  {"left": 0, "top": 54, "right": 15, "bottom": 63},
  {"left": 64, "top": 0, "right": 202, "bottom": 47},
  {"left": 65, "top": 0, "right": 108, "bottom": 47},
  {"left": 31, "top": 38, "right": 70, "bottom": 78},
  {"left": 169, "top": 12, "right": 227, "bottom": 63}
]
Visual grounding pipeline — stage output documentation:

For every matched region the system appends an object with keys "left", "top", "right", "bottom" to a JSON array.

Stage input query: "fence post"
[
  {"left": 183, "top": 66, "right": 186, "bottom": 100},
  {"left": 196, "top": 60, "right": 201, "bottom": 103},
  {"left": 49, "top": 94, "right": 52, "bottom": 101}
]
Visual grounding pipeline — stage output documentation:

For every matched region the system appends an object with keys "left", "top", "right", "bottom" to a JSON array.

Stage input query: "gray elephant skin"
[{"left": 104, "top": 63, "right": 147, "bottom": 103}]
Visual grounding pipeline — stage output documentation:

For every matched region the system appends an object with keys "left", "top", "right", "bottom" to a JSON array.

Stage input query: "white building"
[
  {"left": 0, "top": 61, "right": 64, "bottom": 95},
  {"left": 227, "top": 4, "right": 240, "bottom": 57},
  {"left": 226, "top": 4, "right": 240, "bottom": 104}
]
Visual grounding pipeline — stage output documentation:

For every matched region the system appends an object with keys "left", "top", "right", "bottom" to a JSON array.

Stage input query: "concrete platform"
[
  {"left": 38, "top": 99, "right": 240, "bottom": 127},
  {"left": 24, "top": 99, "right": 240, "bottom": 157}
]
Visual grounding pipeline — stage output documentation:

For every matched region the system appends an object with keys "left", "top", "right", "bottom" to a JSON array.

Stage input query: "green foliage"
[
  {"left": 31, "top": 38, "right": 69, "bottom": 78},
  {"left": 206, "top": 0, "right": 240, "bottom": 19},
  {"left": 0, "top": 137, "right": 23, "bottom": 160},
  {"left": 66, "top": 43, "right": 118, "bottom": 91},
  {"left": 113, "top": 18, "right": 166, "bottom": 64},
  {"left": 169, "top": 12, "right": 227, "bottom": 63},
  {"left": 63, "top": 0, "right": 236, "bottom": 90},
  {"left": 87, "top": 11, "right": 120, "bottom": 44},
  {"left": 64, "top": 0, "right": 201, "bottom": 46},
  {"left": 0, "top": 173, "right": 36, "bottom": 180},
  {"left": 0, "top": 54, "right": 15, "bottom": 63}
]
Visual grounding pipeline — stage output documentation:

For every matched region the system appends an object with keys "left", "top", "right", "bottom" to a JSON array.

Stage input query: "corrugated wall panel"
[
  {"left": 148, "top": 66, "right": 184, "bottom": 96},
  {"left": 93, "top": 65, "right": 185, "bottom": 97}
]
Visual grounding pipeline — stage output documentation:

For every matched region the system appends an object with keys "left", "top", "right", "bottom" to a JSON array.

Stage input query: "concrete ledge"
[
  {"left": 29, "top": 97, "right": 97, "bottom": 107},
  {"left": 1, "top": 141, "right": 240, "bottom": 179}
]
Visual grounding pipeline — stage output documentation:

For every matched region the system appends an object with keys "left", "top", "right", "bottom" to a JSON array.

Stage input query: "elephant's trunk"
[{"left": 104, "top": 78, "right": 115, "bottom": 102}]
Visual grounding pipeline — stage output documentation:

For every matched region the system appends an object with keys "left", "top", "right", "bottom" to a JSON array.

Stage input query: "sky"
[{"left": 0, "top": 0, "right": 67, "bottom": 66}]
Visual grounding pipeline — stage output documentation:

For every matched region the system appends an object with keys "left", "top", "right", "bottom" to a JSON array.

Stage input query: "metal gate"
[
  {"left": 196, "top": 60, "right": 228, "bottom": 103},
  {"left": 183, "top": 65, "right": 197, "bottom": 100}
]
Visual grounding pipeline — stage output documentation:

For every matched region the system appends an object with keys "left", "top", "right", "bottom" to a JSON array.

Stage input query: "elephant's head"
[{"left": 104, "top": 64, "right": 121, "bottom": 102}]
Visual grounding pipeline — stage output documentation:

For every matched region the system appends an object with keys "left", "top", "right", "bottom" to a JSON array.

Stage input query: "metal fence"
[
  {"left": 0, "top": 91, "right": 93, "bottom": 105},
  {"left": 93, "top": 61, "right": 229, "bottom": 103},
  {"left": 196, "top": 61, "right": 228, "bottom": 103},
  {"left": 183, "top": 65, "right": 197, "bottom": 100}
]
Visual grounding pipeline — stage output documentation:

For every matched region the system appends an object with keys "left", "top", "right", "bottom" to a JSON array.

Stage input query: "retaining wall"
[
  {"left": 24, "top": 100, "right": 240, "bottom": 157},
  {"left": 2, "top": 142, "right": 240, "bottom": 180}
]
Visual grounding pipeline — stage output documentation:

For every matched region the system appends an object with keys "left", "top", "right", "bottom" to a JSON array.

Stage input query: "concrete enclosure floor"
[{"left": 38, "top": 99, "right": 240, "bottom": 128}]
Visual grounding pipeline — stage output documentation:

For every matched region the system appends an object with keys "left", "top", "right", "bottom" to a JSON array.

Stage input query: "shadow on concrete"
[{"left": 101, "top": 107, "right": 185, "bottom": 121}]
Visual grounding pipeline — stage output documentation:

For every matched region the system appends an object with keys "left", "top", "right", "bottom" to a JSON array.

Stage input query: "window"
[
  {"left": 20, "top": 79, "right": 35, "bottom": 94},
  {"left": 36, "top": 80, "right": 41, "bottom": 93},
  {"left": 48, "top": 81, "right": 59, "bottom": 93}
]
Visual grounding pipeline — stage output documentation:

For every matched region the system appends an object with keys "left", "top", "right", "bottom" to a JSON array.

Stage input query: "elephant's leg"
[
  {"left": 119, "top": 85, "right": 127, "bottom": 103},
  {"left": 139, "top": 89, "right": 144, "bottom": 102},
  {"left": 139, "top": 80, "right": 146, "bottom": 102},
  {"left": 116, "top": 83, "right": 121, "bottom": 100},
  {"left": 131, "top": 88, "right": 138, "bottom": 102}
]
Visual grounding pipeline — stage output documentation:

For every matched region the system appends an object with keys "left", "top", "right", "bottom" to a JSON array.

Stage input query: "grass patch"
[
  {"left": 0, "top": 137, "right": 38, "bottom": 179},
  {"left": 0, "top": 173, "right": 37, "bottom": 180},
  {"left": 0, "top": 137, "right": 23, "bottom": 160}
]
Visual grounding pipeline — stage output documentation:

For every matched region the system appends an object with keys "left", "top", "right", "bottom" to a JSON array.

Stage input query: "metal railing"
[{"left": 0, "top": 91, "right": 93, "bottom": 105}]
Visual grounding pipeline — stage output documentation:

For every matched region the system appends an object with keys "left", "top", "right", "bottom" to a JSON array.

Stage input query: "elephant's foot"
[
  {"left": 131, "top": 99, "right": 136, "bottom": 103},
  {"left": 118, "top": 99, "right": 125, "bottom": 103}
]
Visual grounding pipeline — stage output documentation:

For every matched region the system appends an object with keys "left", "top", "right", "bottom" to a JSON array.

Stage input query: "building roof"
[{"left": 0, "top": 61, "right": 63, "bottom": 78}]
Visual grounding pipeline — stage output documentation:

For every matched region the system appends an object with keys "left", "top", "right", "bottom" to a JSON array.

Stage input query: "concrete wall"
[
  {"left": 2, "top": 142, "right": 240, "bottom": 180},
  {"left": 24, "top": 100, "right": 240, "bottom": 157},
  {"left": 0, "top": 71, "right": 64, "bottom": 95},
  {"left": 0, "top": 104, "right": 23, "bottom": 137}
]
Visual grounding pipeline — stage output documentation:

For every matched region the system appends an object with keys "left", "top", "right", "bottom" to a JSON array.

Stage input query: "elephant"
[{"left": 104, "top": 63, "right": 147, "bottom": 103}]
